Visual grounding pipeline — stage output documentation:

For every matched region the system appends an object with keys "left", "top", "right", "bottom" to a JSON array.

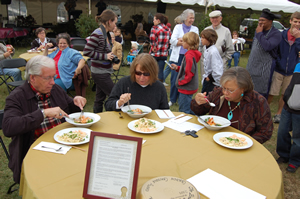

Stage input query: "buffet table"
[
  {"left": 19, "top": 111, "right": 284, "bottom": 199},
  {"left": 0, "top": 27, "right": 28, "bottom": 39}
]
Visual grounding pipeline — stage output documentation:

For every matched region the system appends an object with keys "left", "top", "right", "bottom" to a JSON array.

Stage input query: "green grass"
[{"left": 1, "top": 44, "right": 300, "bottom": 198}]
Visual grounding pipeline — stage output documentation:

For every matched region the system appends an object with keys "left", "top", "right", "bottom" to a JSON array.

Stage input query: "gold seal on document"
[{"left": 138, "top": 176, "right": 200, "bottom": 199}]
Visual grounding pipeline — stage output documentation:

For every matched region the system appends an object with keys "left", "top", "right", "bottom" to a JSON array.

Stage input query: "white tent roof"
[{"left": 160, "top": 0, "right": 300, "bottom": 13}]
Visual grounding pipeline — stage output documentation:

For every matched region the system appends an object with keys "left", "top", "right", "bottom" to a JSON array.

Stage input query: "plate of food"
[
  {"left": 27, "top": 49, "right": 41, "bottom": 53},
  {"left": 122, "top": 104, "right": 152, "bottom": 118},
  {"left": 54, "top": 127, "right": 92, "bottom": 145},
  {"left": 213, "top": 132, "right": 253, "bottom": 149},
  {"left": 197, "top": 115, "right": 231, "bottom": 131},
  {"left": 65, "top": 112, "right": 100, "bottom": 127},
  {"left": 128, "top": 118, "right": 164, "bottom": 134}
]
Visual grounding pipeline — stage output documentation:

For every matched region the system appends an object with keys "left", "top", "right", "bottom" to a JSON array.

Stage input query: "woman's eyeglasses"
[
  {"left": 222, "top": 87, "right": 238, "bottom": 94},
  {"left": 135, "top": 71, "right": 150, "bottom": 76}
]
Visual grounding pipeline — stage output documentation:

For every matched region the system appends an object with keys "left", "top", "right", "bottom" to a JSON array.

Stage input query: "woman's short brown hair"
[
  {"left": 56, "top": 33, "right": 71, "bottom": 46},
  {"left": 35, "top": 27, "right": 46, "bottom": 37},
  {"left": 220, "top": 67, "right": 254, "bottom": 93},
  {"left": 95, "top": 9, "right": 117, "bottom": 26},
  {"left": 201, "top": 29, "right": 218, "bottom": 45},
  {"left": 182, "top": 32, "right": 199, "bottom": 50},
  {"left": 130, "top": 53, "right": 158, "bottom": 85}
]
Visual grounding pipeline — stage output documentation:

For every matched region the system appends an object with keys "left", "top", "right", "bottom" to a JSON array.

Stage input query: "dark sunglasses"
[{"left": 135, "top": 71, "right": 150, "bottom": 76}]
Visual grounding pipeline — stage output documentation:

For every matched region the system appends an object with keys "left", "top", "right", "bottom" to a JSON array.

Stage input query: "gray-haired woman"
[
  {"left": 168, "top": 8, "right": 199, "bottom": 107},
  {"left": 191, "top": 67, "right": 273, "bottom": 144}
]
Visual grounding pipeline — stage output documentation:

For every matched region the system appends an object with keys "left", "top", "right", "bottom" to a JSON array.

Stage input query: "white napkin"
[
  {"left": 168, "top": 114, "right": 192, "bottom": 124},
  {"left": 163, "top": 121, "right": 204, "bottom": 132},
  {"left": 155, "top": 109, "right": 175, "bottom": 119},
  {"left": 187, "top": 168, "right": 266, "bottom": 199},
  {"left": 33, "top": 141, "right": 71, "bottom": 155}
]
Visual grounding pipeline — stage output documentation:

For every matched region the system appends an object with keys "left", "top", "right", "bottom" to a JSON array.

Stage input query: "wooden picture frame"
[{"left": 83, "top": 131, "right": 143, "bottom": 199}]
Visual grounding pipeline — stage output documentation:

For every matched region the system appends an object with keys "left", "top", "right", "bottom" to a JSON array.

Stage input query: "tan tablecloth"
[
  {"left": 19, "top": 111, "right": 284, "bottom": 199},
  {"left": 19, "top": 51, "right": 89, "bottom": 62}
]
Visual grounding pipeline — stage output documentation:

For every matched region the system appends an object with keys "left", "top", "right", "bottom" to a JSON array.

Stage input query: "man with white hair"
[
  {"left": 3, "top": 55, "right": 87, "bottom": 183},
  {"left": 205, "top": 10, "right": 234, "bottom": 69}
]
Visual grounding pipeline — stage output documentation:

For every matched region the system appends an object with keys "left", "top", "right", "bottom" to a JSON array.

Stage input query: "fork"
[
  {"left": 80, "top": 109, "right": 84, "bottom": 118},
  {"left": 127, "top": 87, "right": 131, "bottom": 110},
  {"left": 42, "top": 146, "right": 62, "bottom": 151}
]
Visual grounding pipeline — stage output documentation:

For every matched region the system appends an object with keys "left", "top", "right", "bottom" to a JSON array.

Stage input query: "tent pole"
[{"left": 89, "top": 0, "right": 91, "bottom": 15}]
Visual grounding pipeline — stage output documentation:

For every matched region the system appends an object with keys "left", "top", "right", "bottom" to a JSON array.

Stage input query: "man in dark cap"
[{"left": 246, "top": 8, "right": 282, "bottom": 99}]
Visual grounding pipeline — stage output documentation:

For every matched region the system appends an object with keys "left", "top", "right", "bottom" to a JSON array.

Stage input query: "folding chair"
[
  {"left": 12, "top": 27, "right": 27, "bottom": 47},
  {"left": 0, "top": 58, "right": 26, "bottom": 93},
  {"left": 71, "top": 38, "right": 87, "bottom": 51},
  {"left": 0, "top": 109, "right": 19, "bottom": 194}
]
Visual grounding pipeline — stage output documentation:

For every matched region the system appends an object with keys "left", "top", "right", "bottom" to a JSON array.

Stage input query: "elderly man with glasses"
[{"left": 2, "top": 55, "right": 86, "bottom": 184}]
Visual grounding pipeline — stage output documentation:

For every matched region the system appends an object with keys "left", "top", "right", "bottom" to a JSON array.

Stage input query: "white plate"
[
  {"left": 213, "top": 132, "right": 253, "bottom": 149},
  {"left": 54, "top": 127, "right": 92, "bottom": 145},
  {"left": 122, "top": 104, "right": 152, "bottom": 119},
  {"left": 198, "top": 115, "right": 231, "bottom": 131},
  {"left": 128, "top": 119, "right": 164, "bottom": 134},
  {"left": 65, "top": 112, "right": 100, "bottom": 127}
]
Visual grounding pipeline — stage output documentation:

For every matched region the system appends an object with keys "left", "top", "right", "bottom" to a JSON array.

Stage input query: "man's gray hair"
[
  {"left": 25, "top": 55, "right": 55, "bottom": 81},
  {"left": 181, "top": 9, "right": 195, "bottom": 21}
]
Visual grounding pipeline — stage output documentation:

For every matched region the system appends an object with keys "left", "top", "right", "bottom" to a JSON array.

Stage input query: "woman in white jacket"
[{"left": 168, "top": 9, "right": 199, "bottom": 107}]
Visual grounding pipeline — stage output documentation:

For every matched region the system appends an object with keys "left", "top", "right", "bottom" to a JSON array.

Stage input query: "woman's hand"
[
  {"left": 118, "top": 93, "right": 131, "bottom": 107},
  {"left": 73, "top": 96, "right": 87, "bottom": 110},
  {"left": 177, "top": 38, "right": 183, "bottom": 46},
  {"left": 75, "top": 68, "right": 82, "bottom": 76},
  {"left": 3, "top": 51, "right": 13, "bottom": 58},
  {"left": 195, "top": 92, "right": 208, "bottom": 105},
  {"left": 107, "top": 52, "right": 114, "bottom": 61}
]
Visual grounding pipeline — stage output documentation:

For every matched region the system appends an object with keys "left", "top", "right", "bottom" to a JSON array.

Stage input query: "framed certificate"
[{"left": 83, "top": 131, "right": 143, "bottom": 199}]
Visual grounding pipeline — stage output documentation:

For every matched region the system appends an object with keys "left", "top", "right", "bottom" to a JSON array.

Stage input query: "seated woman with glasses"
[
  {"left": 191, "top": 67, "right": 273, "bottom": 144},
  {"left": 31, "top": 27, "right": 57, "bottom": 50},
  {"left": 105, "top": 53, "right": 169, "bottom": 111},
  {"left": 43, "top": 33, "right": 85, "bottom": 92}
]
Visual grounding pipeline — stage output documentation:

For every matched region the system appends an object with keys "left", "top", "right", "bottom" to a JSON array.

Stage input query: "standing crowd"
[{"left": 2, "top": 7, "right": 300, "bottom": 184}]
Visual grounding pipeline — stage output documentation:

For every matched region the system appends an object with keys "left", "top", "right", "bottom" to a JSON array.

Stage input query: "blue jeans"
[
  {"left": 154, "top": 56, "right": 167, "bottom": 81},
  {"left": 227, "top": 52, "right": 240, "bottom": 67},
  {"left": 170, "top": 54, "right": 184, "bottom": 103},
  {"left": 1, "top": 68, "right": 22, "bottom": 81},
  {"left": 178, "top": 93, "right": 195, "bottom": 115},
  {"left": 163, "top": 65, "right": 172, "bottom": 82},
  {"left": 276, "top": 108, "right": 300, "bottom": 167}
]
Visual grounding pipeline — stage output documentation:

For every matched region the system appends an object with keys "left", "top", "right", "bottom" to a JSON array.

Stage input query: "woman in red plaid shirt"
[{"left": 150, "top": 13, "right": 172, "bottom": 82}]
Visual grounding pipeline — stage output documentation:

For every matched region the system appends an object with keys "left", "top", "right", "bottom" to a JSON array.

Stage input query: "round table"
[
  {"left": 19, "top": 51, "right": 90, "bottom": 62},
  {"left": 19, "top": 111, "right": 284, "bottom": 199}
]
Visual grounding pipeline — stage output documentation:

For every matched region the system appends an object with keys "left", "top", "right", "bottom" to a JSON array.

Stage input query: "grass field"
[{"left": 0, "top": 44, "right": 299, "bottom": 198}]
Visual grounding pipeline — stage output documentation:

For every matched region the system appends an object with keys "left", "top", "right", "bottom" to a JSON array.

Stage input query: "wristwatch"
[{"left": 41, "top": 109, "right": 46, "bottom": 118}]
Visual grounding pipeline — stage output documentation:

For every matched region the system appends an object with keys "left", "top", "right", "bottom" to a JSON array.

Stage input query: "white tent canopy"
[{"left": 160, "top": 0, "right": 300, "bottom": 13}]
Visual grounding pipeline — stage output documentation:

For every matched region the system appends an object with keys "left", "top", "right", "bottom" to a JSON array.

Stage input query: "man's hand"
[
  {"left": 256, "top": 24, "right": 263, "bottom": 33},
  {"left": 73, "top": 96, "right": 87, "bottom": 110},
  {"left": 43, "top": 107, "right": 67, "bottom": 119},
  {"left": 291, "top": 27, "right": 300, "bottom": 38}
]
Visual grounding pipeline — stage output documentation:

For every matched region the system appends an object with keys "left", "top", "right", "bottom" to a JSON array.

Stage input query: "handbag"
[
  {"left": 234, "top": 43, "right": 244, "bottom": 52},
  {"left": 287, "top": 84, "right": 300, "bottom": 110}
]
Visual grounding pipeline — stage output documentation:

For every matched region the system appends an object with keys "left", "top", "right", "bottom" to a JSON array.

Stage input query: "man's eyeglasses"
[
  {"left": 135, "top": 71, "right": 150, "bottom": 76},
  {"left": 222, "top": 87, "right": 238, "bottom": 94},
  {"left": 38, "top": 75, "right": 57, "bottom": 81}
]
